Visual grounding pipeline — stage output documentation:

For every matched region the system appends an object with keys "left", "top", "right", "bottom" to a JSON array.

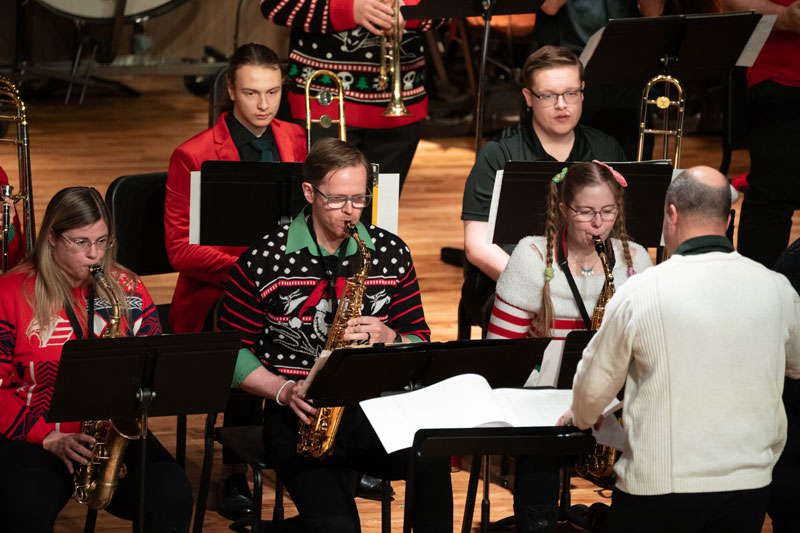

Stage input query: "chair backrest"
[
  {"left": 106, "top": 172, "right": 173, "bottom": 276},
  {"left": 209, "top": 65, "right": 228, "bottom": 128}
]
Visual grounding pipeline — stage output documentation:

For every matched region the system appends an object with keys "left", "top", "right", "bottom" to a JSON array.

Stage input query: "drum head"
[{"left": 36, "top": 0, "right": 191, "bottom": 23}]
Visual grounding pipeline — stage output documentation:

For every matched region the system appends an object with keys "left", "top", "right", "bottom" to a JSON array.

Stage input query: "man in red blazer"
[
  {"left": 164, "top": 43, "right": 306, "bottom": 521},
  {"left": 165, "top": 44, "right": 306, "bottom": 336}
]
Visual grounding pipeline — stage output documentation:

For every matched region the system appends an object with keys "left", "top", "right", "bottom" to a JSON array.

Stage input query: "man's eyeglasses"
[
  {"left": 58, "top": 234, "right": 114, "bottom": 252},
  {"left": 529, "top": 89, "right": 582, "bottom": 108},
  {"left": 312, "top": 185, "right": 372, "bottom": 209},
  {"left": 568, "top": 205, "right": 618, "bottom": 222}
]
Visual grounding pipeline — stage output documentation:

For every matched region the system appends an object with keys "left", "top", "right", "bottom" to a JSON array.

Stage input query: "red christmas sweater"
[
  {"left": 260, "top": 0, "right": 445, "bottom": 129},
  {"left": 0, "top": 269, "right": 161, "bottom": 445}
]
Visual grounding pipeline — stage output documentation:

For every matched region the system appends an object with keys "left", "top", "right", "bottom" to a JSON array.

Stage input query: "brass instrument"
[
  {"left": 73, "top": 265, "right": 142, "bottom": 510},
  {"left": 636, "top": 74, "right": 685, "bottom": 168},
  {"left": 0, "top": 77, "right": 36, "bottom": 272},
  {"left": 305, "top": 69, "right": 347, "bottom": 154},
  {"left": 574, "top": 236, "right": 620, "bottom": 488},
  {"left": 378, "top": 0, "right": 411, "bottom": 117},
  {"left": 297, "top": 221, "right": 371, "bottom": 458}
]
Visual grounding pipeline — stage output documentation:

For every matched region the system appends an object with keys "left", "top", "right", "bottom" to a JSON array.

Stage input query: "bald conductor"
[{"left": 564, "top": 166, "right": 800, "bottom": 532}]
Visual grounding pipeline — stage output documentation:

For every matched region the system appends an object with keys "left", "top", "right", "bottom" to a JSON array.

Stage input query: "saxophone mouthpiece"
[
  {"left": 592, "top": 236, "right": 605, "bottom": 253},
  {"left": 89, "top": 264, "right": 103, "bottom": 280}
]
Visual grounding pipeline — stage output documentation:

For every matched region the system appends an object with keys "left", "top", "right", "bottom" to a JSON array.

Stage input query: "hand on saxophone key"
[
  {"left": 344, "top": 316, "right": 397, "bottom": 344},
  {"left": 43, "top": 431, "right": 96, "bottom": 474},
  {"left": 353, "top": 0, "right": 394, "bottom": 35}
]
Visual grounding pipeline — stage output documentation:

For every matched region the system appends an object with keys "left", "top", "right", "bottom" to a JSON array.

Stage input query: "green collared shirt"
[
  {"left": 673, "top": 235, "right": 734, "bottom": 256},
  {"left": 285, "top": 205, "right": 376, "bottom": 257}
]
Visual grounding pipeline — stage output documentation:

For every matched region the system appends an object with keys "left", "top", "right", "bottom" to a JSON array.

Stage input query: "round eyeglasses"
[
  {"left": 58, "top": 234, "right": 114, "bottom": 253},
  {"left": 312, "top": 185, "right": 372, "bottom": 209},
  {"left": 568, "top": 205, "right": 618, "bottom": 222}
]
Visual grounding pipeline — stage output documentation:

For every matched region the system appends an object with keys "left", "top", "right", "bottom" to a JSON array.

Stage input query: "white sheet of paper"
[
  {"left": 189, "top": 170, "right": 201, "bottom": 245},
  {"left": 361, "top": 374, "right": 576, "bottom": 454},
  {"left": 736, "top": 15, "right": 776, "bottom": 67},
  {"left": 486, "top": 169, "right": 505, "bottom": 244},
  {"left": 375, "top": 173, "right": 399, "bottom": 235}
]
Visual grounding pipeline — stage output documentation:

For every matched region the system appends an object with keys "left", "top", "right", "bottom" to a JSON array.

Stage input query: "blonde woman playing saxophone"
[{"left": 0, "top": 187, "right": 191, "bottom": 533}]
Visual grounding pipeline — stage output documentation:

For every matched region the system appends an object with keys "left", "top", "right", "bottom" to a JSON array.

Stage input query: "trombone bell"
[{"left": 304, "top": 70, "right": 347, "bottom": 153}]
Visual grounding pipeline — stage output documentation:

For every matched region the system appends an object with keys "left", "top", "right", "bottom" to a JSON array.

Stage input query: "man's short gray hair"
[{"left": 665, "top": 168, "right": 731, "bottom": 222}]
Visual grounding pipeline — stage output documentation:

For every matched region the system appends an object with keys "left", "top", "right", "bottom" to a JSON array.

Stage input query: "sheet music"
[
  {"left": 486, "top": 169, "right": 504, "bottom": 244},
  {"left": 579, "top": 27, "right": 605, "bottom": 67},
  {"left": 375, "top": 173, "right": 399, "bottom": 234},
  {"left": 189, "top": 170, "right": 201, "bottom": 245},
  {"left": 736, "top": 15, "right": 775, "bottom": 67},
  {"left": 361, "top": 374, "right": 574, "bottom": 454}
]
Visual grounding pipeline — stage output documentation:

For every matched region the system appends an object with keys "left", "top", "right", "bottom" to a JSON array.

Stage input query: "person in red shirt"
[
  {"left": 0, "top": 165, "right": 26, "bottom": 270},
  {"left": 723, "top": 0, "right": 800, "bottom": 268},
  {"left": 164, "top": 42, "right": 307, "bottom": 520},
  {"left": 0, "top": 187, "right": 191, "bottom": 532}
]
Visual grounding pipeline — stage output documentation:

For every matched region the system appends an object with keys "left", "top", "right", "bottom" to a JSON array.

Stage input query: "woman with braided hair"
[{"left": 486, "top": 160, "right": 652, "bottom": 532}]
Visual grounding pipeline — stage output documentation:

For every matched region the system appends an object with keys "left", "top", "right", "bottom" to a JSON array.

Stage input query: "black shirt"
[
  {"left": 673, "top": 235, "right": 734, "bottom": 256},
  {"left": 225, "top": 112, "right": 281, "bottom": 162},
  {"left": 461, "top": 117, "right": 626, "bottom": 254}
]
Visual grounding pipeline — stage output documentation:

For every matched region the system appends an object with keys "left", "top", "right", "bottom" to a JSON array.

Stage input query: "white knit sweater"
[
  {"left": 489, "top": 235, "right": 652, "bottom": 385},
  {"left": 572, "top": 250, "right": 800, "bottom": 495}
]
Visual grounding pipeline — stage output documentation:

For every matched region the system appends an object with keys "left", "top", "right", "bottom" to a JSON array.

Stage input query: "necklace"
[{"left": 580, "top": 266, "right": 594, "bottom": 276}]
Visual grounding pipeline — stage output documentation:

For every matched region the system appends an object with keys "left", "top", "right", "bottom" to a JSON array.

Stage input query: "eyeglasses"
[
  {"left": 568, "top": 205, "right": 618, "bottom": 222},
  {"left": 312, "top": 185, "right": 372, "bottom": 209},
  {"left": 58, "top": 234, "right": 114, "bottom": 252},
  {"left": 529, "top": 89, "right": 582, "bottom": 108}
]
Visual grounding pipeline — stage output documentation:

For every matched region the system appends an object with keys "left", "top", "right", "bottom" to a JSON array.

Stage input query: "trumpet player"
[
  {"left": 260, "top": 0, "right": 445, "bottom": 192},
  {"left": 0, "top": 165, "right": 25, "bottom": 270},
  {"left": 0, "top": 187, "right": 191, "bottom": 533},
  {"left": 562, "top": 167, "right": 800, "bottom": 533},
  {"left": 218, "top": 139, "right": 452, "bottom": 532}
]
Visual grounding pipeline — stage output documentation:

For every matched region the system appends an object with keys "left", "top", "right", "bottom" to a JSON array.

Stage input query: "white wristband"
[{"left": 275, "top": 380, "right": 294, "bottom": 406}]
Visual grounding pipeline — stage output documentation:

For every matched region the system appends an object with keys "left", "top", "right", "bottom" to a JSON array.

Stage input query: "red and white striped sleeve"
[{"left": 486, "top": 296, "right": 535, "bottom": 340}]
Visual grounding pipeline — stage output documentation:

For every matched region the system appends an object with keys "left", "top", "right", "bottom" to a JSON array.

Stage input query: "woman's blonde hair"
[
  {"left": 18, "top": 187, "right": 132, "bottom": 340},
  {"left": 538, "top": 162, "right": 634, "bottom": 336}
]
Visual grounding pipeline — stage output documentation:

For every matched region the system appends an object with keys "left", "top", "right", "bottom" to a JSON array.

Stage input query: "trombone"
[
  {"left": 636, "top": 74, "right": 685, "bottom": 168},
  {"left": 0, "top": 77, "right": 35, "bottom": 272},
  {"left": 304, "top": 69, "right": 347, "bottom": 154}
]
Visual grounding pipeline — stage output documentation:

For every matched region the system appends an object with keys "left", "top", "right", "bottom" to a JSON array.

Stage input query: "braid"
[
  {"left": 539, "top": 180, "right": 560, "bottom": 336},
  {"left": 613, "top": 208, "right": 635, "bottom": 274}
]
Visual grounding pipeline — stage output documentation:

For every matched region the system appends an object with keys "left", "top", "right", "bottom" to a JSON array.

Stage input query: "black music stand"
[
  {"left": 403, "top": 0, "right": 541, "bottom": 155},
  {"left": 46, "top": 331, "right": 240, "bottom": 533},
  {"left": 195, "top": 161, "right": 305, "bottom": 247},
  {"left": 303, "top": 338, "right": 559, "bottom": 533},
  {"left": 489, "top": 160, "right": 673, "bottom": 251},
  {"left": 408, "top": 427, "right": 593, "bottom": 533},
  {"left": 303, "top": 337, "right": 551, "bottom": 405},
  {"left": 580, "top": 11, "right": 765, "bottom": 170}
]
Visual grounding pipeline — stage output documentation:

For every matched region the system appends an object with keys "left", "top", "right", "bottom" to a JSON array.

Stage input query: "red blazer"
[
  {"left": 0, "top": 166, "right": 25, "bottom": 270},
  {"left": 165, "top": 112, "right": 307, "bottom": 333}
]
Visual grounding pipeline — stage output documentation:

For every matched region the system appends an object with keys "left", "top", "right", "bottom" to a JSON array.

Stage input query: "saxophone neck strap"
[
  {"left": 556, "top": 229, "right": 592, "bottom": 331},
  {"left": 307, "top": 213, "right": 350, "bottom": 317},
  {"left": 63, "top": 282, "right": 95, "bottom": 340}
]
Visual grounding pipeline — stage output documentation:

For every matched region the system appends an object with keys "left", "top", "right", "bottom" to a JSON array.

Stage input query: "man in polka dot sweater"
[{"left": 218, "top": 138, "right": 452, "bottom": 531}]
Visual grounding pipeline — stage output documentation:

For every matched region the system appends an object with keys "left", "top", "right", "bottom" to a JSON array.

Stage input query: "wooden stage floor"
[{"left": 0, "top": 75, "right": 786, "bottom": 532}]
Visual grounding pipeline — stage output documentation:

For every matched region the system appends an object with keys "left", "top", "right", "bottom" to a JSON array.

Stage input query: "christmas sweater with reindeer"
[
  {"left": 219, "top": 207, "right": 430, "bottom": 378},
  {"left": 260, "top": 0, "right": 445, "bottom": 128},
  {"left": 0, "top": 269, "right": 161, "bottom": 445}
]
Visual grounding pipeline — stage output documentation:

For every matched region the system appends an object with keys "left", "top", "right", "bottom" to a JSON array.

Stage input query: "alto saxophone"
[
  {"left": 575, "top": 236, "right": 620, "bottom": 488},
  {"left": 297, "top": 221, "right": 371, "bottom": 458},
  {"left": 72, "top": 265, "right": 142, "bottom": 510}
]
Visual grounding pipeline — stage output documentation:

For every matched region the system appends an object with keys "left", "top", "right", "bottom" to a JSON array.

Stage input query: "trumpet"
[
  {"left": 0, "top": 77, "right": 36, "bottom": 272},
  {"left": 378, "top": 0, "right": 412, "bottom": 117},
  {"left": 304, "top": 70, "right": 347, "bottom": 154}
]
